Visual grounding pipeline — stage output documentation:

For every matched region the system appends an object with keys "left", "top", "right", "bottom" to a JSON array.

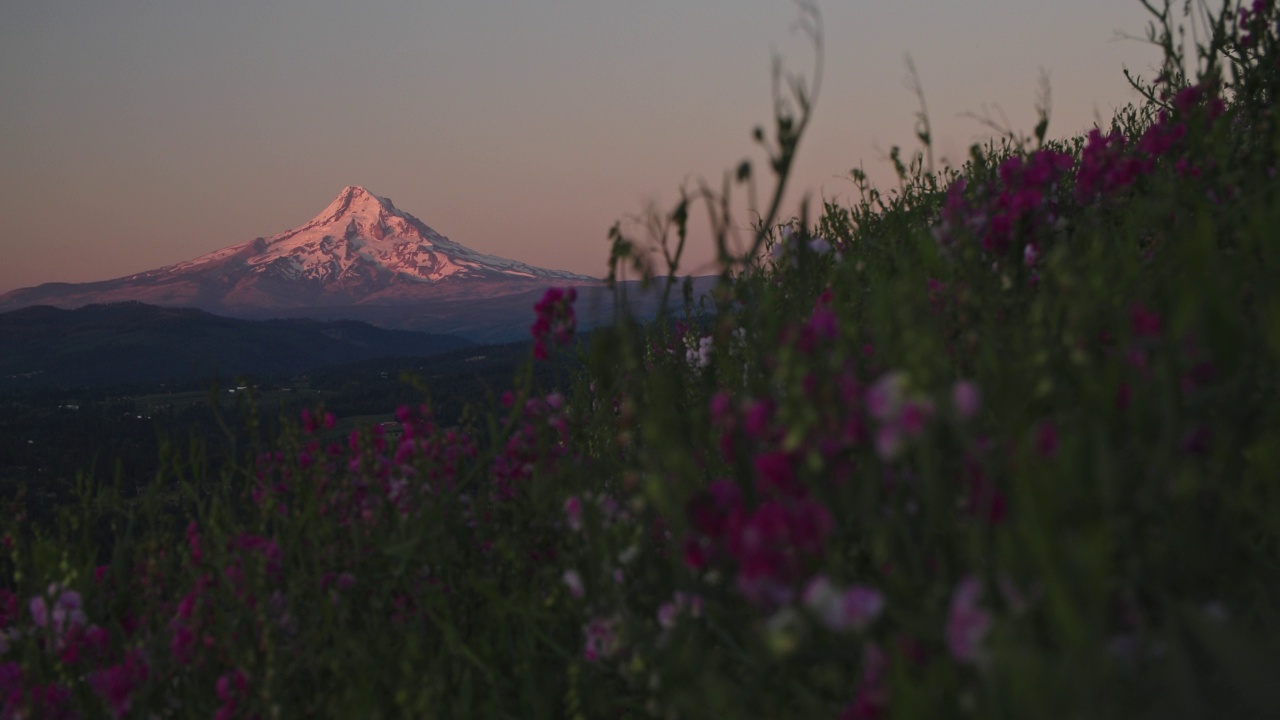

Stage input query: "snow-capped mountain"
[
  {"left": 165, "top": 185, "right": 588, "bottom": 289},
  {"left": 0, "top": 186, "right": 598, "bottom": 332}
]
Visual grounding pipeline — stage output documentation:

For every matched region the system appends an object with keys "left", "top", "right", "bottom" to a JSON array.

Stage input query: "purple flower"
[
  {"left": 874, "top": 424, "right": 904, "bottom": 461},
  {"left": 657, "top": 602, "right": 679, "bottom": 629},
  {"left": 29, "top": 596, "right": 48, "bottom": 627},
  {"left": 803, "top": 576, "right": 884, "bottom": 631},
  {"left": 952, "top": 380, "right": 981, "bottom": 420},
  {"left": 866, "top": 373, "right": 906, "bottom": 421},
  {"left": 946, "top": 575, "right": 992, "bottom": 664},
  {"left": 582, "top": 616, "right": 619, "bottom": 662},
  {"left": 842, "top": 586, "right": 886, "bottom": 631}
]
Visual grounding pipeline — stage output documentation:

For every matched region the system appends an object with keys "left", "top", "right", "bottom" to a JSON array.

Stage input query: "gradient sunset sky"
[{"left": 0, "top": 1, "right": 1162, "bottom": 293}]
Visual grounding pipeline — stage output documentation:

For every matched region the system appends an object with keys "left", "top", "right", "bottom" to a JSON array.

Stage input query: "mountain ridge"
[{"left": 0, "top": 301, "right": 474, "bottom": 390}]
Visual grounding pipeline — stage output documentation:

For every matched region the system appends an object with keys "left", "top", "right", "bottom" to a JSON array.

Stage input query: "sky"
[{"left": 0, "top": 1, "right": 1164, "bottom": 292}]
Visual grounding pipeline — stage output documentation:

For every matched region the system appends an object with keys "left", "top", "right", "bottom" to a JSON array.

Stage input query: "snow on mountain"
[
  {"left": 0, "top": 186, "right": 598, "bottom": 320},
  {"left": 0, "top": 185, "right": 613, "bottom": 341},
  {"left": 161, "top": 185, "right": 590, "bottom": 287}
]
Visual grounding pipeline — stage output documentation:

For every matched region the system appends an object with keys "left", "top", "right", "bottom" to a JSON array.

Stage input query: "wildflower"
[
  {"left": 866, "top": 373, "right": 906, "bottom": 421},
  {"left": 753, "top": 451, "right": 802, "bottom": 498},
  {"left": 656, "top": 601, "right": 681, "bottom": 629},
  {"left": 582, "top": 616, "right": 619, "bottom": 662},
  {"left": 946, "top": 575, "right": 992, "bottom": 664},
  {"left": 564, "top": 496, "right": 583, "bottom": 531},
  {"left": 840, "top": 643, "right": 889, "bottom": 719},
  {"left": 742, "top": 398, "right": 774, "bottom": 439},
  {"left": 562, "top": 569, "right": 585, "bottom": 599},
  {"left": 29, "top": 595, "right": 48, "bottom": 628},
  {"left": 874, "top": 425, "right": 904, "bottom": 461},
  {"left": 531, "top": 287, "right": 578, "bottom": 359},
  {"left": 952, "top": 380, "right": 981, "bottom": 420},
  {"left": 90, "top": 650, "right": 148, "bottom": 719},
  {"left": 1130, "top": 304, "right": 1163, "bottom": 338},
  {"left": 686, "top": 335, "right": 713, "bottom": 368},
  {"left": 215, "top": 669, "right": 250, "bottom": 720},
  {"left": 803, "top": 576, "right": 884, "bottom": 631}
]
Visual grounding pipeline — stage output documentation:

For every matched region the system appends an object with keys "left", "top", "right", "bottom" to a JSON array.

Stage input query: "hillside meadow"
[{"left": 3, "top": 2, "right": 1280, "bottom": 718}]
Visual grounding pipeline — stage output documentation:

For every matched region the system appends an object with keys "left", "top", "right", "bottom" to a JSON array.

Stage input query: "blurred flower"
[
  {"left": 803, "top": 576, "right": 884, "bottom": 631},
  {"left": 564, "top": 496, "right": 583, "bottom": 531},
  {"left": 946, "top": 575, "right": 992, "bottom": 664},
  {"left": 582, "top": 616, "right": 619, "bottom": 662},
  {"left": 952, "top": 380, "right": 981, "bottom": 420},
  {"left": 562, "top": 569, "right": 585, "bottom": 599}
]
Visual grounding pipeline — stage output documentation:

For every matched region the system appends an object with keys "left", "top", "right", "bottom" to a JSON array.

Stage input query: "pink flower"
[
  {"left": 946, "top": 575, "right": 992, "bottom": 664},
  {"left": 657, "top": 602, "right": 679, "bottom": 629},
  {"left": 582, "top": 616, "right": 619, "bottom": 662},
  {"left": 874, "top": 424, "right": 903, "bottom": 461},
  {"left": 564, "top": 496, "right": 583, "bottom": 531},
  {"left": 29, "top": 595, "right": 48, "bottom": 627},
  {"left": 530, "top": 287, "right": 578, "bottom": 359},
  {"left": 952, "top": 380, "right": 981, "bottom": 420},
  {"left": 842, "top": 586, "right": 886, "bottom": 631},
  {"left": 866, "top": 373, "right": 906, "bottom": 421},
  {"left": 562, "top": 569, "right": 585, "bottom": 599},
  {"left": 803, "top": 576, "right": 884, "bottom": 631}
]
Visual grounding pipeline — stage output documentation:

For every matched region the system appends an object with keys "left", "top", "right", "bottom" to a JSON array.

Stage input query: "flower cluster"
[
  {"left": 801, "top": 576, "right": 884, "bottom": 632},
  {"left": 531, "top": 287, "right": 578, "bottom": 360},
  {"left": 934, "top": 148, "right": 1074, "bottom": 259},
  {"left": 1237, "top": 0, "right": 1276, "bottom": 48}
]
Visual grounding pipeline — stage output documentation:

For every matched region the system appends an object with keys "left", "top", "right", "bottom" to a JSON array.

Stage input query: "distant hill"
[{"left": 0, "top": 302, "right": 473, "bottom": 390}]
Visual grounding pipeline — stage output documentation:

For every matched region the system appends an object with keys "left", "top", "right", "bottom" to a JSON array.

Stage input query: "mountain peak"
[{"left": 310, "top": 185, "right": 400, "bottom": 226}]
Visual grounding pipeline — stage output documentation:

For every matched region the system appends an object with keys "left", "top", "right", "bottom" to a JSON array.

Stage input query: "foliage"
[{"left": 3, "top": 1, "right": 1280, "bottom": 717}]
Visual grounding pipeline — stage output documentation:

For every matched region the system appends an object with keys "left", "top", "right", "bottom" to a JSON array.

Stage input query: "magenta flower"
[
  {"left": 742, "top": 398, "right": 774, "bottom": 439},
  {"left": 215, "top": 669, "right": 250, "bottom": 720},
  {"left": 582, "top": 616, "right": 619, "bottom": 662},
  {"left": 753, "top": 451, "right": 801, "bottom": 498},
  {"left": 530, "top": 287, "right": 578, "bottom": 359},
  {"left": 840, "top": 643, "right": 889, "bottom": 719},
  {"left": 1130, "top": 303, "right": 1164, "bottom": 338},
  {"left": 90, "top": 650, "right": 148, "bottom": 719},
  {"left": 564, "top": 495, "right": 583, "bottom": 531}
]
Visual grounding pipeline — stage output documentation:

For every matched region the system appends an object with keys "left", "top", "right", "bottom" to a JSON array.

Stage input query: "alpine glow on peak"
[{"left": 0, "top": 186, "right": 598, "bottom": 321}]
